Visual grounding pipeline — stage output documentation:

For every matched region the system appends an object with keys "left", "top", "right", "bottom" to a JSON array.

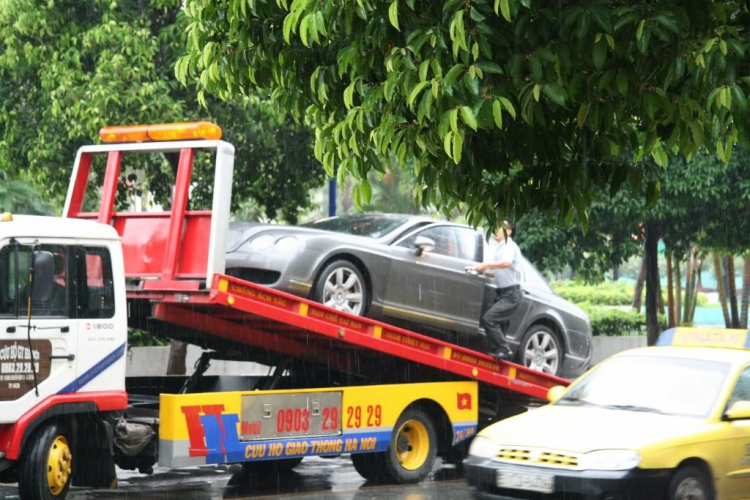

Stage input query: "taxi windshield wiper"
[{"left": 601, "top": 404, "right": 668, "bottom": 415}]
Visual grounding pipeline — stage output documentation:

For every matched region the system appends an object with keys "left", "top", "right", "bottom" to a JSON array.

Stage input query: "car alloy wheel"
[
  {"left": 322, "top": 266, "right": 364, "bottom": 315},
  {"left": 522, "top": 328, "right": 560, "bottom": 375}
]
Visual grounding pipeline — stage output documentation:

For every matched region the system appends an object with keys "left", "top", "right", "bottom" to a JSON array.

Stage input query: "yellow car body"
[{"left": 465, "top": 328, "right": 750, "bottom": 500}]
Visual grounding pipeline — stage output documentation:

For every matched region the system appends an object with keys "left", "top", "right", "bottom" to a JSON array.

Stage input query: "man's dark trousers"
[{"left": 481, "top": 285, "right": 522, "bottom": 355}]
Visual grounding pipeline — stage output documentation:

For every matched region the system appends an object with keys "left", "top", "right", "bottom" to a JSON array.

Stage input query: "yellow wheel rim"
[
  {"left": 396, "top": 419, "right": 430, "bottom": 471},
  {"left": 47, "top": 436, "right": 72, "bottom": 496}
]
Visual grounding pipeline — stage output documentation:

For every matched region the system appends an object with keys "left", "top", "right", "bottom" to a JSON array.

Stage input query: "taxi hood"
[{"left": 480, "top": 404, "right": 703, "bottom": 453}]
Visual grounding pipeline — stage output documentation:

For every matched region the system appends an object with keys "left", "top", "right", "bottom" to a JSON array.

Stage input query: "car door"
[
  {"left": 384, "top": 224, "right": 487, "bottom": 334},
  {"left": 723, "top": 365, "right": 750, "bottom": 500},
  {"left": 0, "top": 240, "right": 77, "bottom": 424}
]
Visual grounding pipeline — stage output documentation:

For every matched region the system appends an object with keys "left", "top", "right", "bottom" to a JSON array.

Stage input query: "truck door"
[
  {"left": 0, "top": 240, "right": 78, "bottom": 424},
  {"left": 70, "top": 244, "right": 125, "bottom": 393}
]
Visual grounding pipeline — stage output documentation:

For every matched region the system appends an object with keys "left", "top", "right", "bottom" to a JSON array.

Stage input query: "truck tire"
[
  {"left": 351, "top": 452, "right": 387, "bottom": 483},
  {"left": 313, "top": 260, "right": 369, "bottom": 316},
  {"left": 18, "top": 421, "right": 74, "bottom": 500},
  {"left": 382, "top": 407, "right": 438, "bottom": 484}
]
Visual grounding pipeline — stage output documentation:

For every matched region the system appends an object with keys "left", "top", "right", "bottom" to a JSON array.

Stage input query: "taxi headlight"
[
  {"left": 468, "top": 436, "right": 500, "bottom": 459},
  {"left": 579, "top": 450, "right": 641, "bottom": 471},
  {"left": 275, "top": 236, "right": 299, "bottom": 252},
  {"left": 240, "top": 234, "right": 275, "bottom": 252}
]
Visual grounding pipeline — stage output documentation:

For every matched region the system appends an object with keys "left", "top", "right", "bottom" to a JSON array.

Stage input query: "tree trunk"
[
  {"left": 667, "top": 252, "right": 675, "bottom": 328},
  {"left": 645, "top": 223, "right": 661, "bottom": 345},
  {"left": 633, "top": 255, "right": 646, "bottom": 312},
  {"left": 674, "top": 257, "right": 682, "bottom": 327},
  {"left": 726, "top": 256, "right": 739, "bottom": 328},
  {"left": 683, "top": 252, "right": 693, "bottom": 325},
  {"left": 166, "top": 340, "right": 188, "bottom": 376},
  {"left": 657, "top": 276, "right": 665, "bottom": 317},
  {"left": 688, "top": 255, "right": 702, "bottom": 324},
  {"left": 741, "top": 257, "right": 750, "bottom": 329},
  {"left": 714, "top": 254, "right": 731, "bottom": 328},
  {"left": 612, "top": 267, "right": 620, "bottom": 281}
]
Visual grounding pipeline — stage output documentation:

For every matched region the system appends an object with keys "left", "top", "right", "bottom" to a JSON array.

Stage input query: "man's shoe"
[{"left": 489, "top": 351, "right": 513, "bottom": 362}]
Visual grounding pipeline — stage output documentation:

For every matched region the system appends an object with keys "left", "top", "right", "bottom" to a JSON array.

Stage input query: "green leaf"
[
  {"left": 573, "top": 196, "right": 589, "bottom": 234},
  {"left": 449, "top": 108, "right": 459, "bottom": 133},
  {"left": 644, "top": 91, "right": 659, "bottom": 119},
  {"left": 716, "top": 139, "right": 727, "bottom": 163},
  {"left": 460, "top": 106, "right": 478, "bottom": 131},
  {"left": 533, "top": 84, "right": 541, "bottom": 101},
  {"left": 529, "top": 56, "right": 542, "bottom": 82},
  {"left": 407, "top": 81, "right": 429, "bottom": 106},
  {"left": 719, "top": 39, "right": 727, "bottom": 55},
  {"left": 419, "top": 59, "right": 430, "bottom": 82},
  {"left": 499, "top": 97, "right": 516, "bottom": 119},
  {"left": 388, "top": 0, "right": 399, "bottom": 31},
  {"left": 653, "top": 14, "right": 678, "bottom": 34},
  {"left": 591, "top": 10, "right": 613, "bottom": 34},
  {"left": 497, "top": 0, "right": 511, "bottom": 22},
  {"left": 475, "top": 61, "right": 503, "bottom": 74},
  {"left": 360, "top": 180, "right": 372, "bottom": 204},
  {"left": 646, "top": 180, "right": 660, "bottom": 205},
  {"left": 417, "top": 88, "right": 434, "bottom": 123},
  {"left": 616, "top": 70, "right": 627, "bottom": 95},
  {"left": 492, "top": 100, "right": 503, "bottom": 129},
  {"left": 593, "top": 40, "right": 606, "bottom": 69},
  {"left": 731, "top": 85, "right": 748, "bottom": 112},
  {"left": 636, "top": 19, "right": 645, "bottom": 41},
  {"left": 576, "top": 103, "right": 588, "bottom": 129},
  {"left": 463, "top": 74, "right": 480, "bottom": 95},
  {"left": 300, "top": 14, "right": 311, "bottom": 47},
  {"left": 443, "top": 64, "right": 465, "bottom": 89},
  {"left": 453, "top": 129, "right": 464, "bottom": 164},
  {"left": 725, "top": 38, "right": 746, "bottom": 57},
  {"left": 283, "top": 14, "right": 296, "bottom": 43},
  {"left": 444, "top": 131, "right": 454, "bottom": 158},
  {"left": 542, "top": 83, "right": 567, "bottom": 107},
  {"left": 344, "top": 79, "right": 357, "bottom": 108}
]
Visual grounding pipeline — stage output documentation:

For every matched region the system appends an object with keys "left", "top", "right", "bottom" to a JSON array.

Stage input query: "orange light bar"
[{"left": 99, "top": 122, "right": 222, "bottom": 143}]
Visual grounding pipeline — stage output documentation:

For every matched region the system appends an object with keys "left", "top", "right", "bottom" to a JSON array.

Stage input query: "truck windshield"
[
  {"left": 557, "top": 355, "right": 730, "bottom": 418},
  {"left": 302, "top": 215, "right": 410, "bottom": 238}
]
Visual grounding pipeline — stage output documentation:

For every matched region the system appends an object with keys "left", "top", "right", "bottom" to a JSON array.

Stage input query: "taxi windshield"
[{"left": 558, "top": 355, "right": 731, "bottom": 418}]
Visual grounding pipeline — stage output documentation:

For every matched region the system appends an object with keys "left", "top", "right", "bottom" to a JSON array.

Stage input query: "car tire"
[
  {"left": 313, "top": 260, "right": 369, "bottom": 316},
  {"left": 18, "top": 421, "right": 73, "bottom": 500},
  {"left": 382, "top": 407, "right": 438, "bottom": 484},
  {"left": 668, "top": 464, "right": 714, "bottom": 500},
  {"left": 517, "top": 325, "right": 563, "bottom": 376}
]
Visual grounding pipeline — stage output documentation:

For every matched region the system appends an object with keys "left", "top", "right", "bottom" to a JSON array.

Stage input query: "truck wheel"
[
  {"left": 18, "top": 422, "right": 73, "bottom": 500},
  {"left": 351, "top": 452, "right": 387, "bottom": 483},
  {"left": 383, "top": 407, "right": 438, "bottom": 484},
  {"left": 313, "top": 260, "right": 368, "bottom": 316},
  {"left": 669, "top": 465, "right": 714, "bottom": 500}
]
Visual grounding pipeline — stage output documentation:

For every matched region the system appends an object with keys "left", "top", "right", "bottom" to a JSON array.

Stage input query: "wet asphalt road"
[{"left": 0, "top": 456, "right": 474, "bottom": 500}]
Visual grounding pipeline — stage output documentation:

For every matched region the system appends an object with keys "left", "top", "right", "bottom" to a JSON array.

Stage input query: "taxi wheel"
[
  {"left": 18, "top": 422, "right": 73, "bottom": 500},
  {"left": 382, "top": 407, "right": 438, "bottom": 484},
  {"left": 669, "top": 465, "right": 714, "bottom": 500}
]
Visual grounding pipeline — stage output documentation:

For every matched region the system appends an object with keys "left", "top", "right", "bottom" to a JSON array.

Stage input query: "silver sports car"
[{"left": 225, "top": 214, "right": 592, "bottom": 377}]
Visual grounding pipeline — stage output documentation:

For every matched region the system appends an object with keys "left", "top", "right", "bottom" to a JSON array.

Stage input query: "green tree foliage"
[
  {"left": 180, "top": 0, "right": 749, "bottom": 229},
  {"left": 0, "top": 0, "right": 324, "bottom": 222},
  {"left": 0, "top": 172, "right": 55, "bottom": 215}
]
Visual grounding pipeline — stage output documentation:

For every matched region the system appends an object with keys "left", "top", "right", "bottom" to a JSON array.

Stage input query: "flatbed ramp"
[{"left": 64, "top": 135, "right": 569, "bottom": 411}]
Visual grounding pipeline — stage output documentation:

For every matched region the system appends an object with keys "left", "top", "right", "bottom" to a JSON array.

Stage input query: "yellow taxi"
[{"left": 465, "top": 328, "right": 750, "bottom": 500}]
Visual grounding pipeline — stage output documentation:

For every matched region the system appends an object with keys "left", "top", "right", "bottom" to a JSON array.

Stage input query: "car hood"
[
  {"left": 226, "top": 222, "right": 391, "bottom": 252},
  {"left": 479, "top": 404, "right": 702, "bottom": 453}
]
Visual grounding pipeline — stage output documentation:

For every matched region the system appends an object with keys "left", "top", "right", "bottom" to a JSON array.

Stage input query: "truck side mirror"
[
  {"left": 413, "top": 236, "right": 436, "bottom": 257},
  {"left": 31, "top": 251, "right": 55, "bottom": 303}
]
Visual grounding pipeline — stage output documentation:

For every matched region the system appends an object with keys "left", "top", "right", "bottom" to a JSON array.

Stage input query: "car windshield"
[
  {"left": 302, "top": 215, "right": 411, "bottom": 238},
  {"left": 557, "top": 355, "right": 730, "bottom": 418}
]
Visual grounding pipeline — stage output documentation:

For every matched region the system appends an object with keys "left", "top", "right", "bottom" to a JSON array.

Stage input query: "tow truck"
[{"left": 0, "top": 122, "right": 569, "bottom": 500}]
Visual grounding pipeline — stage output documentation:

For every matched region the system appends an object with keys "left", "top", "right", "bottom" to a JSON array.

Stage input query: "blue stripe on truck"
[{"left": 58, "top": 342, "right": 126, "bottom": 394}]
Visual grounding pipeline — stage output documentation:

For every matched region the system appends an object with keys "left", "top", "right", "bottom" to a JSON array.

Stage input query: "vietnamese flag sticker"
[{"left": 457, "top": 392, "right": 472, "bottom": 410}]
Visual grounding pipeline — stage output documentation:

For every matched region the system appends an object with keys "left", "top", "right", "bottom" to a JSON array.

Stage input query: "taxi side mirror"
[
  {"left": 547, "top": 385, "right": 566, "bottom": 403},
  {"left": 726, "top": 401, "right": 750, "bottom": 421}
]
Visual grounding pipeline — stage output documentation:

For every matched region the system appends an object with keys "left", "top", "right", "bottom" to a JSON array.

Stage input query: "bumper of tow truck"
[{"left": 464, "top": 456, "right": 670, "bottom": 500}]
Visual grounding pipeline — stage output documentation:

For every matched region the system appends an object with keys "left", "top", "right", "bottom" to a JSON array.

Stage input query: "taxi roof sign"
[{"left": 657, "top": 328, "right": 750, "bottom": 349}]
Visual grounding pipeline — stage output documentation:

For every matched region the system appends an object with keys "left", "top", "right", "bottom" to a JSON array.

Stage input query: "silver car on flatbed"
[{"left": 225, "top": 214, "right": 591, "bottom": 377}]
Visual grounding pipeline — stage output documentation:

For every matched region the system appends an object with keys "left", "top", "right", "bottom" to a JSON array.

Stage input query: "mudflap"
[{"left": 73, "top": 414, "right": 117, "bottom": 489}]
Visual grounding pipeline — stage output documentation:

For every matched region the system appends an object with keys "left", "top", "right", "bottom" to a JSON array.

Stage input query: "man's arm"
[{"left": 473, "top": 260, "right": 512, "bottom": 272}]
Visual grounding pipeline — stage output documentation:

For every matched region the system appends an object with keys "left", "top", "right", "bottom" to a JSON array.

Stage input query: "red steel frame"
[{"left": 66, "top": 140, "right": 570, "bottom": 402}]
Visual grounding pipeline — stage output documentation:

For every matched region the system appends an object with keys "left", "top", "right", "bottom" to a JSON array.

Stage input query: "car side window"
[
  {"left": 398, "top": 226, "right": 478, "bottom": 260},
  {"left": 521, "top": 258, "right": 553, "bottom": 293},
  {"left": 727, "top": 367, "right": 750, "bottom": 408}
]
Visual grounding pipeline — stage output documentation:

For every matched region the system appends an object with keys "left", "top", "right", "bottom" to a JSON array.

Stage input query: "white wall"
[{"left": 125, "top": 345, "right": 269, "bottom": 377}]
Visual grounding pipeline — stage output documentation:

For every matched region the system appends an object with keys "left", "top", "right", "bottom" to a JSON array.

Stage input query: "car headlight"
[
  {"left": 579, "top": 450, "right": 641, "bottom": 471},
  {"left": 275, "top": 236, "right": 299, "bottom": 252},
  {"left": 240, "top": 234, "right": 275, "bottom": 252},
  {"left": 468, "top": 436, "right": 500, "bottom": 459}
]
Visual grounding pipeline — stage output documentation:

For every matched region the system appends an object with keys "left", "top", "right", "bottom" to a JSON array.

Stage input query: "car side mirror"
[
  {"left": 413, "top": 236, "right": 436, "bottom": 257},
  {"left": 31, "top": 251, "right": 55, "bottom": 303},
  {"left": 726, "top": 401, "right": 750, "bottom": 421},
  {"left": 547, "top": 385, "right": 567, "bottom": 404}
]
